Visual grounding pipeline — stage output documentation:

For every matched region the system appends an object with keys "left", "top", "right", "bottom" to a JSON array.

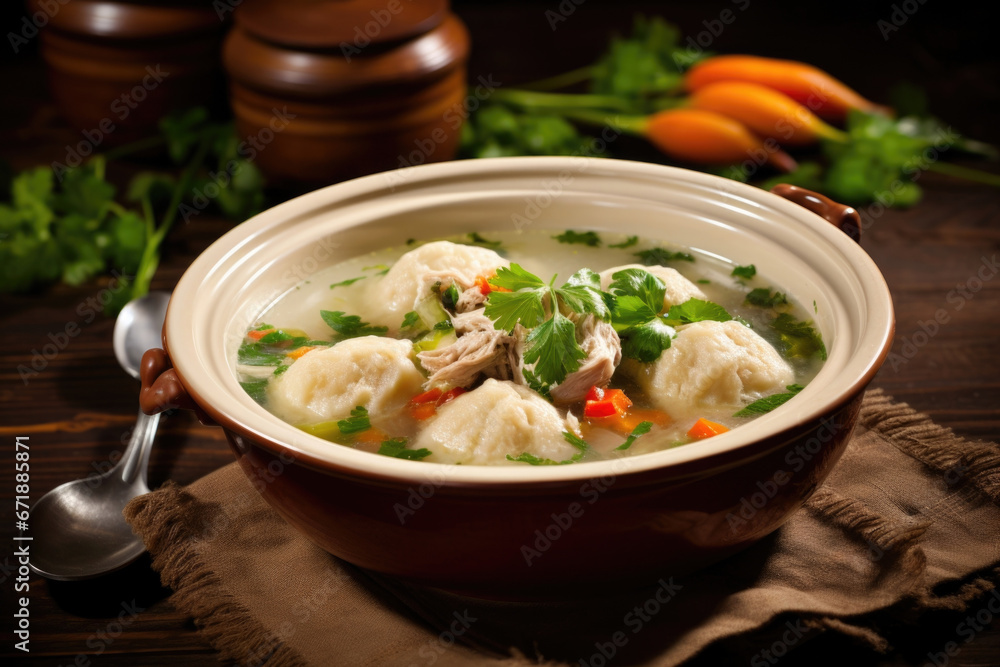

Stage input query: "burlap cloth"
[{"left": 124, "top": 390, "right": 1000, "bottom": 666}]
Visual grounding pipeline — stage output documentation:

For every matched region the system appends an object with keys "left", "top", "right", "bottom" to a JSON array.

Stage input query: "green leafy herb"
[
  {"left": 401, "top": 311, "right": 421, "bottom": 330},
  {"left": 253, "top": 322, "right": 275, "bottom": 331},
  {"left": 554, "top": 230, "right": 602, "bottom": 247},
  {"left": 607, "top": 268, "right": 676, "bottom": 362},
  {"left": 330, "top": 276, "right": 366, "bottom": 289},
  {"left": 273, "top": 364, "right": 291, "bottom": 376},
  {"left": 378, "top": 438, "right": 432, "bottom": 461},
  {"left": 337, "top": 406, "right": 371, "bottom": 435},
  {"left": 745, "top": 288, "right": 788, "bottom": 307},
  {"left": 522, "top": 368, "right": 553, "bottom": 400},
  {"left": 363, "top": 264, "right": 391, "bottom": 276},
  {"left": 484, "top": 264, "right": 609, "bottom": 387},
  {"left": 731, "top": 264, "right": 756, "bottom": 279},
  {"left": 609, "top": 235, "right": 639, "bottom": 249},
  {"left": 663, "top": 298, "right": 732, "bottom": 326},
  {"left": 734, "top": 385, "right": 805, "bottom": 417},
  {"left": 459, "top": 106, "right": 590, "bottom": 159},
  {"left": 442, "top": 283, "right": 461, "bottom": 311},
  {"left": 634, "top": 247, "right": 694, "bottom": 265},
  {"left": 697, "top": 279, "right": 711, "bottom": 285},
  {"left": 467, "top": 232, "right": 503, "bottom": 249},
  {"left": 615, "top": 421, "right": 653, "bottom": 450},
  {"left": 433, "top": 319, "right": 454, "bottom": 331},
  {"left": 507, "top": 431, "right": 588, "bottom": 465},
  {"left": 320, "top": 310, "right": 389, "bottom": 340},
  {"left": 240, "top": 378, "right": 269, "bottom": 404},
  {"left": 237, "top": 342, "right": 285, "bottom": 366},
  {"left": 770, "top": 314, "right": 827, "bottom": 360}
]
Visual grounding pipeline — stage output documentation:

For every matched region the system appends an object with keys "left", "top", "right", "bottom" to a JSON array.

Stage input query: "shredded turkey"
[
  {"left": 416, "top": 310, "right": 517, "bottom": 388},
  {"left": 455, "top": 285, "right": 488, "bottom": 313},
  {"left": 549, "top": 315, "right": 623, "bottom": 403}
]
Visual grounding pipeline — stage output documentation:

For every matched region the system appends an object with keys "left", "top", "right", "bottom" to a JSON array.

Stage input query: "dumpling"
[
  {"left": 267, "top": 336, "right": 423, "bottom": 426},
  {"left": 625, "top": 320, "right": 794, "bottom": 413},
  {"left": 367, "top": 241, "right": 507, "bottom": 325},
  {"left": 413, "top": 379, "right": 581, "bottom": 465},
  {"left": 599, "top": 264, "right": 706, "bottom": 310}
]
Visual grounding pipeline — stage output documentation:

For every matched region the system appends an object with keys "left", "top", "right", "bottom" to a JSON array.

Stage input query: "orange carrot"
[
  {"left": 643, "top": 109, "right": 797, "bottom": 172},
  {"left": 687, "top": 418, "right": 730, "bottom": 440},
  {"left": 587, "top": 408, "right": 671, "bottom": 437},
  {"left": 688, "top": 81, "right": 847, "bottom": 146},
  {"left": 247, "top": 328, "right": 276, "bottom": 341},
  {"left": 584, "top": 388, "right": 633, "bottom": 418},
  {"left": 684, "top": 55, "right": 892, "bottom": 122},
  {"left": 286, "top": 345, "right": 317, "bottom": 360}
]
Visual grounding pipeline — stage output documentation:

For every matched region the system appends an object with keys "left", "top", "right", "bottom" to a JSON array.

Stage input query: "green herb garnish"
[
  {"left": 337, "top": 406, "right": 371, "bottom": 435},
  {"left": 467, "top": 232, "right": 503, "bottom": 249},
  {"left": 662, "top": 298, "right": 732, "bottom": 326},
  {"left": 320, "top": 310, "right": 389, "bottom": 340},
  {"left": 607, "top": 268, "right": 675, "bottom": 362},
  {"left": 731, "top": 264, "right": 756, "bottom": 279},
  {"left": 237, "top": 343, "right": 285, "bottom": 367},
  {"left": 363, "top": 264, "right": 391, "bottom": 276},
  {"left": 442, "top": 283, "right": 461, "bottom": 311},
  {"left": 239, "top": 378, "right": 269, "bottom": 404},
  {"left": 507, "top": 431, "right": 588, "bottom": 465},
  {"left": 273, "top": 364, "right": 291, "bottom": 376},
  {"left": 554, "top": 230, "right": 602, "bottom": 247},
  {"left": 609, "top": 235, "right": 639, "bottom": 249},
  {"left": 770, "top": 314, "right": 827, "bottom": 360},
  {"left": 378, "top": 438, "right": 432, "bottom": 460},
  {"left": 734, "top": 385, "right": 805, "bottom": 417},
  {"left": 745, "top": 288, "right": 788, "bottom": 307},
  {"left": 615, "top": 421, "right": 653, "bottom": 450},
  {"left": 400, "top": 311, "right": 421, "bottom": 330},
  {"left": 634, "top": 248, "right": 694, "bottom": 265},
  {"left": 433, "top": 319, "right": 454, "bottom": 331},
  {"left": 330, "top": 276, "right": 366, "bottom": 289}
]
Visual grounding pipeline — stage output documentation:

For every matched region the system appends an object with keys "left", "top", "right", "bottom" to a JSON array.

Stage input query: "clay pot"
[
  {"left": 222, "top": 0, "right": 469, "bottom": 187},
  {"left": 31, "top": 0, "right": 227, "bottom": 148}
]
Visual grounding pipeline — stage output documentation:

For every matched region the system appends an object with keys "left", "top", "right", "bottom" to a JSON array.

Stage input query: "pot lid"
[
  {"left": 234, "top": 0, "right": 449, "bottom": 49},
  {"left": 224, "top": 12, "right": 468, "bottom": 97},
  {"left": 28, "top": 0, "right": 224, "bottom": 40}
]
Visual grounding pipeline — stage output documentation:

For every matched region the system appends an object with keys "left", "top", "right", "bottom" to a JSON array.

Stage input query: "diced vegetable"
[
  {"left": 286, "top": 345, "right": 317, "bottom": 360},
  {"left": 584, "top": 388, "right": 633, "bottom": 418},
  {"left": 247, "top": 328, "right": 276, "bottom": 341},
  {"left": 587, "top": 407, "right": 670, "bottom": 437},
  {"left": 408, "top": 386, "right": 468, "bottom": 420},
  {"left": 687, "top": 418, "right": 730, "bottom": 440}
]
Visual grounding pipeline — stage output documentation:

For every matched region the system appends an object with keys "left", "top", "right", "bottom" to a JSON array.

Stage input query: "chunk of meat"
[
  {"left": 548, "top": 315, "right": 623, "bottom": 404},
  {"left": 416, "top": 310, "right": 517, "bottom": 388}
]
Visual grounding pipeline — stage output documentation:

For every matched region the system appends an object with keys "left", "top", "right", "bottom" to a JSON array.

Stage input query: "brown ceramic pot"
[
  {"left": 222, "top": 0, "right": 469, "bottom": 187},
  {"left": 31, "top": 0, "right": 227, "bottom": 148},
  {"left": 139, "top": 158, "right": 893, "bottom": 599}
]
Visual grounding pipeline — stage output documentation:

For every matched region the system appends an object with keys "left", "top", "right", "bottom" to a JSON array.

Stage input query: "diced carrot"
[
  {"left": 286, "top": 346, "right": 316, "bottom": 360},
  {"left": 687, "top": 418, "right": 730, "bottom": 440},
  {"left": 247, "top": 328, "right": 276, "bottom": 341},
  {"left": 438, "top": 386, "right": 467, "bottom": 405},
  {"left": 585, "top": 385, "right": 605, "bottom": 402},
  {"left": 410, "top": 402, "right": 438, "bottom": 421},
  {"left": 584, "top": 388, "right": 633, "bottom": 418}
]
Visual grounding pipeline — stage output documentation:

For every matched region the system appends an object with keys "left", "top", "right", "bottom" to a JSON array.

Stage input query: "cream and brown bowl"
[{"left": 141, "top": 157, "right": 893, "bottom": 598}]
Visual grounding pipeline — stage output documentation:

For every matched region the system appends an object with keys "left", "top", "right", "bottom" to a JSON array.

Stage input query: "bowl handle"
[
  {"left": 140, "top": 348, "right": 216, "bottom": 425},
  {"left": 769, "top": 184, "right": 861, "bottom": 243}
]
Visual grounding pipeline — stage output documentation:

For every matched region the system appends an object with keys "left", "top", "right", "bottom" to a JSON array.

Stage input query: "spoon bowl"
[{"left": 28, "top": 291, "right": 170, "bottom": 581}]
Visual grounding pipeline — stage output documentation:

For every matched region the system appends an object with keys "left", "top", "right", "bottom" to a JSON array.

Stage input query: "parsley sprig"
[{"left": 485, "top": 264, "right": 610, "bottom": 388}]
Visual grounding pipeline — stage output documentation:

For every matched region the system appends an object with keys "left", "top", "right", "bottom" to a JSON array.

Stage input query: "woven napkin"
[{"left": 124, "top": 390, "right": 1000, "bottom": 666}]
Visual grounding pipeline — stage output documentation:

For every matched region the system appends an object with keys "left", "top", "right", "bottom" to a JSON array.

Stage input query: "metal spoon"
[{"left": 28, "top": 291, "right": 171, "bottom": 580}]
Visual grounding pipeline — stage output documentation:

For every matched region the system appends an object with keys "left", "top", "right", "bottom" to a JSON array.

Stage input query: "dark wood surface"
[{"left": 2, "top": 2, "right": 998, "bottom": 665}]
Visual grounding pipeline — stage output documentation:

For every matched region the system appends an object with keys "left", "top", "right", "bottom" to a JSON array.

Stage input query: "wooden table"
[{"left": 2, "top": 2, "right": 997, "bottom": 665}]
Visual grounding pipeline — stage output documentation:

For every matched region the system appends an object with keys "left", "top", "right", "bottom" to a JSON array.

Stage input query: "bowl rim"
[{"left": 164, "top": 156, "right": 894, "bottom": 486}]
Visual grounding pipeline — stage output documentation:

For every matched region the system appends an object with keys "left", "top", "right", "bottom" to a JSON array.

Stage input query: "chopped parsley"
[
  {"left": 433, "top": 319, "right": 454, "bottom": 331},
  {"left": 770, "top": 314, "right": 827, "bottom": 360},
  {"left": 734, "top": 385, "right": 805, "bottom": 417},
  {"left": 745, "top": 288, "right": 788, "bottom": 307},
  {"left": 400, "top": 311, "right": 421, "bottom": 330},
  {"left": 484, "top": 264, "right": 609, "bottom": 387},
  {"left": 320, "top": 310, "right": 389, "bottom": 340},
  {"left": 467, "top": 232, "right": 503, "bottom": 249},
  {"left": 615, "top": 421, "right": 653, "bottom": 450},
  {"left": 273, "top": 364, "right": 291, "bottom": 376},
  {"left": 237, "top": 343, "right": 285, "bottom": 366},
  {"left": 337, "top": 406, "right": 371, "bottom": 435},
  {"left": 634, "top": 248, "right": 694, "bottom": 265},
  {"left": 330, "top": 276, "right": 366, "bottom": 289},
  {"left": 507, "top": 431, "right": 589, "bottom": 465},
  {"left": 609, "top": 235, "right": 638, "bottom": 249},
  {"left": 554, "top": 230, "right": 602, "bottom": 247},
  {"left": 731, "top": 264, "right": 756, "bottom": 279},
  {"left": 607, "top": 268, "right": 676, "bottom": 363},
  {"left": 441, "top": 283, "right": 461, "bottom": 311},
  {"left": 378, "top": 437, "right": 432, "bottom": 460},
  {"left": 662, "top": 298, "right": 733, "bottom": 326},
  {"left": 697, "top": 279, "right": 711, "bottom": 285},
  {"left": 363, "top": 264, "right": 390, "bottom": 276}
]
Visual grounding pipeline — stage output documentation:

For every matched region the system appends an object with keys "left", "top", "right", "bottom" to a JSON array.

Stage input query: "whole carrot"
[
  {"left": 642, "top": 109, "right": 798, "bottom": 172},
  {"left": 685, "top": 55, "right": 891, "bottom": 122},
  {"left": 688, "top": 81, "right": 847, "bottom": 146}
]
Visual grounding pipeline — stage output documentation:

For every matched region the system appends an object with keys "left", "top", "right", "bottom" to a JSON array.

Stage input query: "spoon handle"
[{"left": 120, "top": 409, "right": 161, "bottom": 485}]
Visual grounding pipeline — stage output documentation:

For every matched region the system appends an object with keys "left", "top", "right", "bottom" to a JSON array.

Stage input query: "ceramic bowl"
[{"left": 141, "top": 157, "right": 893, "bottom": 598}]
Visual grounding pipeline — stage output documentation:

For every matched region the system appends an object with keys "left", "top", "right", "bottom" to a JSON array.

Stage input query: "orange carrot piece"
[
  {"left": 687, "top": 418, "right": 730, "bottom": 440},
  {"left": 247, "top": 328, "right": 276, "bottom": 341},
  {"left": 584, "top": 388, "right": 633, "bottom": 419},
  {"left": 286, "top": 346, "right": 316, "bottom": 360}
]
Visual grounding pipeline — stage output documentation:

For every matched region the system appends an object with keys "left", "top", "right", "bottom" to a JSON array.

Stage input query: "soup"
[{"left": 235, "top": 230, "right": 826, "bottom": 465}]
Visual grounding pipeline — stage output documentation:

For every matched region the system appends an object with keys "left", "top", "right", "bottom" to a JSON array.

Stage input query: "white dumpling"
[
  {"left": 625, "top": 320, "right": 794, "bottom": 413},
  {"left": 413, "top": 379, "right": 580, "bottom": 465},
  {"left": 266, "top": 336, "right": 423, "bottom": 426},
  {"left": 599, "top": 264, "right": 706, "bottom": 310},
  {"left": 367, "top": 241, "right": 507, "bottom": 325}
]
